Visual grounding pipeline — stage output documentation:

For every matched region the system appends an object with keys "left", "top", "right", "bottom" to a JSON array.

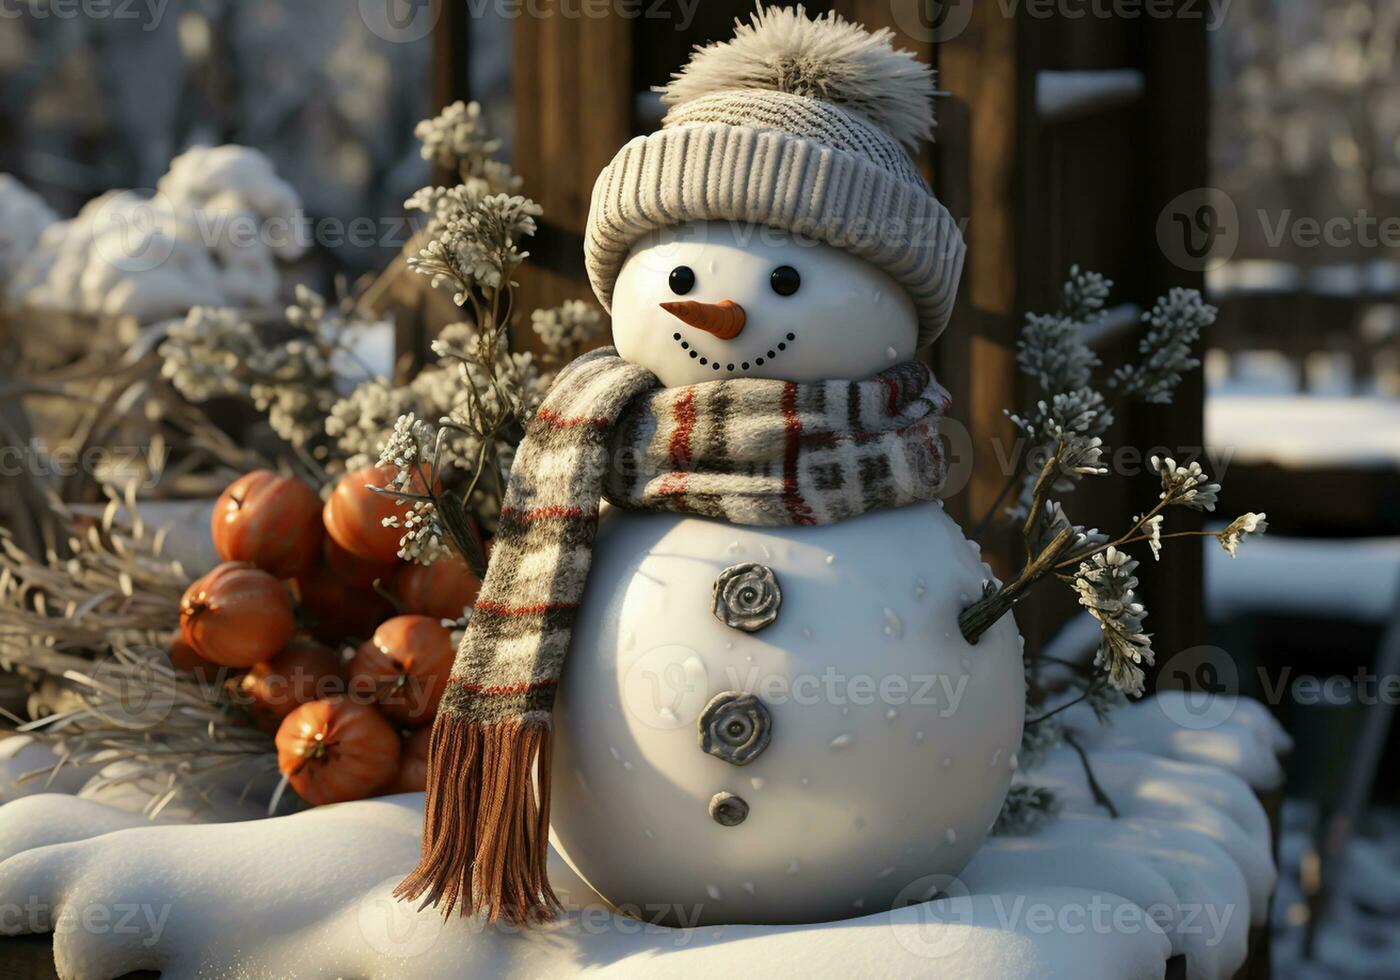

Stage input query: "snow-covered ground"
[
  {"left": 1206, "top": 394, "right": 1400, "bottom": 468},
  {"left": 1205, "top": 533, "right": 1400, "bottom": 624},
  {"left": 0, "top": 692, "right": 1286, "bottom": 979},
  {"left": 1203, "top": 362, "right": 1400, "bottom": 980},
  {"left": 1272, "top": 802, "right": 1400, "bottom": 980}
]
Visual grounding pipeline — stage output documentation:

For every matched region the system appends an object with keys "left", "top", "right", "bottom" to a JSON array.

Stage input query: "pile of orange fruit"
[{"left": 171, "top": 468, "right": 482, "bottom": 805}]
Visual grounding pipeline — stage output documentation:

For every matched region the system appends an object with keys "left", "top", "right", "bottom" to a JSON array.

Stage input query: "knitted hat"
[{"left": 584, "top": 4, "right": 965, "bottom": 348}]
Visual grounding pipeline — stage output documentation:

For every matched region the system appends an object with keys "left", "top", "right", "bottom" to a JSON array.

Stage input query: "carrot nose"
[{"left": 660, "top": 299, "right": 746, "bottom": 339}]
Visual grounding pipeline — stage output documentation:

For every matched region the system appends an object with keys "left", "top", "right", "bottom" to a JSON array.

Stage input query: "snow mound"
[
  {"left": 6, "top": 147, "right": 304, "bottom": 322},
  {"left": 0, "top": 694, "right": 1281, "bottom": 979},
  {"left": 0, "top": 175, "right": 57, "bottom": 288}
]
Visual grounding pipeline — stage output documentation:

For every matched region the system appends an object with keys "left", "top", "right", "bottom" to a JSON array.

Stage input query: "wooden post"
[
  {"left": 1131, "top": 0, "right": 1208, "bottom": 677},
  {"left": 511, "top": 4, "right": 633, "bottom": 355},
  {"left": 929, "top": 0, "right": 1028, "bottom": 598}
]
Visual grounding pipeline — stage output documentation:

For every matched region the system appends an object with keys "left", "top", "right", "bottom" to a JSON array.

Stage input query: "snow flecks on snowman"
[{"left": 882, "top": 607, "right": 903, "bottom": 638}]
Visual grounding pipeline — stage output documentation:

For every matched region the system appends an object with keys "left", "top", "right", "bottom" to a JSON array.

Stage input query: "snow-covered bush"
[
  {"left": 6, "top": 146, "right": 304, "bottom": 322},
  {"left": 0, "top": 174, "right": 56, "bottom": 289}
]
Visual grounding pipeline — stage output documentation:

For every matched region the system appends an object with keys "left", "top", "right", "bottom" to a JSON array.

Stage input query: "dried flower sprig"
[
  {"left": 1072, "top": 547, "right": 1153, "bottom": 696},
  {"left": 993, "top": 270, "right": 1218, "bottom": 528},
  {"left": 158, "top": 286, "right": 385, "bottom": 467},
  {"left": 414, "top": 100, "right": 522, "bottom": 196},
  {"left": 405, "top": 187, "right": 541, "bottom": 300},
  {"left": 963, "top": 443, "right": 1267, "bottom": 698},
  {"left": 363, "top": 105, "right": 604, "bottom": 574},
  {"left": 1108, "top": 288, "right": 1212, "bottom": 403},
  {"left": 963, "top": 269, "right": 1262, "bottom": 705}
]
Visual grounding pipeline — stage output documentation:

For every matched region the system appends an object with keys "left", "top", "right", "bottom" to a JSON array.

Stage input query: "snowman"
[{"left": 400, "top": 6, "right": 1023, "bottom": 928}]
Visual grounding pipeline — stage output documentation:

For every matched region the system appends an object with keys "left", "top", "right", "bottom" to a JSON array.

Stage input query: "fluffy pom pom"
[{"left": 659, "top": 3, "right": 936, "bottom": 150}]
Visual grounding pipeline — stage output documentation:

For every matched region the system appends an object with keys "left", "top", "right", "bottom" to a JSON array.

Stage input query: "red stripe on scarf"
[
  {"left": 536, "top": 406, "right": 610, "bottom": 429},
  {"left": 669, "top": 389, "right": 696, "bottom": 467},
  {"left": 656, "top": 388, "right": 695, "bottom": 500},
  {"left": 880, "top": 375, "right": 900, "bottom": 416},
  {"left": 780, "top": 382, "right": 817, "bottom": 525},
  {"left": 449, "top": 678, "right": 559, "bottom": 695},
  {"left": 474, "top": 599, "right": 581, "bottom": 616},
  {"left": 655, "top": 473, "right": 688, "bottom": 496}
]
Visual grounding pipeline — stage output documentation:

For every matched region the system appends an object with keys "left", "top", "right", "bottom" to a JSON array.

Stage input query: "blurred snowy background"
[
  {"left": 1210, "top": 2, "right": 1400, "bottom": 976},
  {"left": 0, "top": 0, "right": 510, "bottom": 287}
]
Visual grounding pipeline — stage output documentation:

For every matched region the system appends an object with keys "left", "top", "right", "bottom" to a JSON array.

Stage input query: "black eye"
[
  {"left": 770, "top": 265, "right": 801, "bottom": 296},
  {"left": 669, "top": 266, "right": 696, "bottom": 295}
]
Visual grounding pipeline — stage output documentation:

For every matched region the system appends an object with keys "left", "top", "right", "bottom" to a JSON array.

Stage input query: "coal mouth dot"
[{"left": 669, "top": 331, "right": 794, "bottom": 374}]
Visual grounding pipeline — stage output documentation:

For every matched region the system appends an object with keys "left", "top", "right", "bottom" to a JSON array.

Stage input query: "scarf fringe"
[{"left": 395, "top": 714, "right": 560, "bottom": 923}]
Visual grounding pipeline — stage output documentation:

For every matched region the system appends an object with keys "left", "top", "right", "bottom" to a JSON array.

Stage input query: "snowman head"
[
  {"left": 585, "top": 6, "right": 964, "bottom": 384},
  {"left": 611, "top": 220, "right": 917, "bottom": 386}
]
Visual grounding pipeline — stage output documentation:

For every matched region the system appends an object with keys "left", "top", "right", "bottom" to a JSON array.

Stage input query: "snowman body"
[
  {"left": 546, "top": 219, "right": 1021, "bottom": 925},
  {"left": 550, "top": 500, "right": 1023, "bottom": 925}
]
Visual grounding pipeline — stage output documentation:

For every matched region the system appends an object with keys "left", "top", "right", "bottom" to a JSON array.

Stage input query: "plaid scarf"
[{"left": 398, "top": 347, "right": 951, "bottom": 923}]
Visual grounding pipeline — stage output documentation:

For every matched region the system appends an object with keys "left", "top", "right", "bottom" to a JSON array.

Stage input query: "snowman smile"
[
  {"left": 667, "top": 329, "right": 797, "bottom": 373},
  {"left": 661, "top": 298, "right": 796, "bottom": 374}
]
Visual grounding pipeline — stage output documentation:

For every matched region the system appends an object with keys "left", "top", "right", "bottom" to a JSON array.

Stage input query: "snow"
[
  {"left": 0, "top": 174, "right": 57, "bottom": 289},
  {"left": 6, "top": 147, "right": 304, "bottom": 322},
  {"left": 1272, "top": 802, "right": 1400, "bottom": 979},
  {"left": 1206, "top": 394, "right": 1400, "bottom": 467},
  {"left": 1207, "top": 259, "right": 1400, "bottom": 298},
  {"left": 0, "top": 737, "right": 92, "bottom": 803},
  {"left": 1205, "top": 533, "right": 1400, "bottom": 624},
  {"left": 0, "top": 694, "right": 1285, "bottom": 979},
  {"left": 1036, "top": 70, "right": 1145, "bottom": 124}
]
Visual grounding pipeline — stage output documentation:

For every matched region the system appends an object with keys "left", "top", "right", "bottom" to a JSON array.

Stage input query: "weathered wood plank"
[
  {"left": 511, "top": 3, "right": 633, "bottom": 355},
  {"left": 1129, "top": 0, "right": 1209, "bottom": 677}
]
